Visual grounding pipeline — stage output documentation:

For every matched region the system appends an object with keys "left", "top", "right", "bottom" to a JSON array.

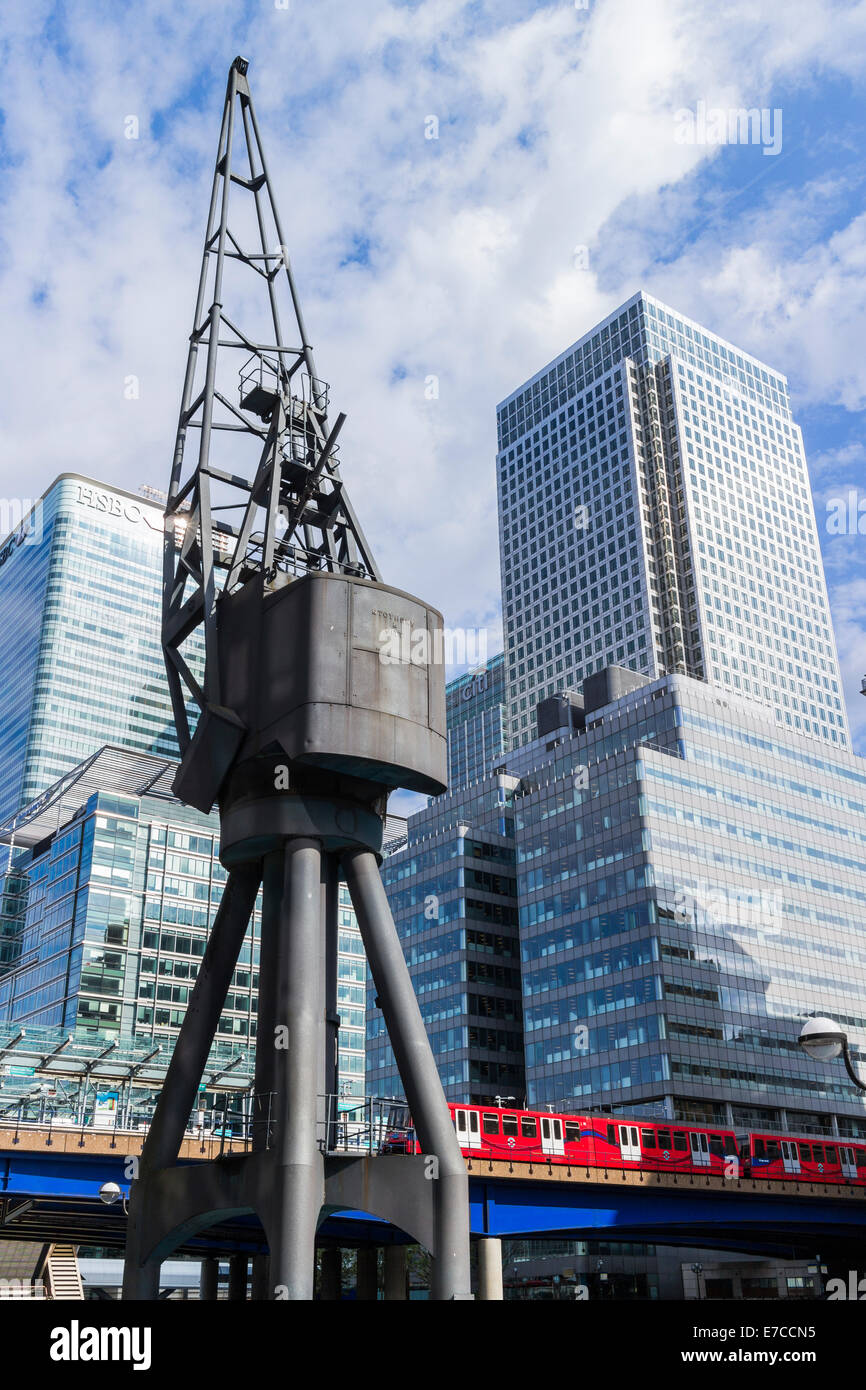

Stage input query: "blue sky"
[{"left": 1, "top": 0, "right": 865, "bottom": 759}]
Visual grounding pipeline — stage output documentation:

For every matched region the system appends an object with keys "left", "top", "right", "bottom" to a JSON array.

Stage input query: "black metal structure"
[
  {"left": 162, "top": 55, "right": 380, "bottom": 764},
  {"left": 121, "top": 57, "right": 472, "bottom": 1301}
]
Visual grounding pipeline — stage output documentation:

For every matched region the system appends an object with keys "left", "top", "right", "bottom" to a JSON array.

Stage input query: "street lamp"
[
  {"left": 98, "top": 1181, "right": 128, "bottom": 1214},
  {"left": 798, "top": 1017, "right": 866, "bottom": 1091},
  {"left": 691, "top": 1262, "right": 704, "bottom": 1301}
]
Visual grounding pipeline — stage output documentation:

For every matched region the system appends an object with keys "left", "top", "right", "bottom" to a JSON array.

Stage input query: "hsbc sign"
[{"left": 75, "top": 484, "right": 161, "bottom": 531}]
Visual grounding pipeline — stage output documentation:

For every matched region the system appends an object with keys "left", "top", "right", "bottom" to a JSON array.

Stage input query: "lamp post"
[
  {"left": 691, "top": 1262, "right": 704, "bottom": 1301},
  {"left": 798, "top": 1017, "right": 866, "bottom": 1092}
]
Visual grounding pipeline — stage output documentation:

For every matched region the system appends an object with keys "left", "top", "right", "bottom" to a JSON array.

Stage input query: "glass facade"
[
  {"left": 0, "top": 770, "right": 367, "bottom": 1101},
  {"left": 497, "top": 293, "right": 849, "bottom": 753},
  {"left": 445, "top": 651, "right": 507, "bottom": 791},
  {"left": 506, "top": 668, "right": 866, "bottom": 1133},
  {"left": 0, "top": 475, "right": 187, "bottom": 826},
  {"left": 370, "top": 775, "right": 524, "bottom": 1103},
  {"left": 380, "top": 662, "right": 866, "bottom": 1135}
]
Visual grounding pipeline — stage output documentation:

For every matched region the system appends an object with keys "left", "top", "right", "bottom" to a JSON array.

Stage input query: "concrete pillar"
[
  {"left": 477, "top": 1237, "right": 504, "bottom": 1301},
  {"left": 830, "top": 1114, "right": 840, "bottom": 1137},
  {"left": 356, "top": 1247, "right": 378, "bottom": 1301},
  {"left": 200, "top": 1257, "right": 219, "bottom": 1301},
  {"left": 228, "top": 1253, "right": 248, "bottom": 1301},
  {"left": 384, "top": 1246, "right": 408, "bottom": 1301},
  {"left": 320, "top": 1248, "right": 342, "bottom": 1300}
]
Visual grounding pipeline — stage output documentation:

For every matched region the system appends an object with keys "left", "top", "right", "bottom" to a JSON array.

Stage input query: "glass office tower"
[
  {"left": 445, "top": 651, "right": 508, "bottom": 791},
  {"left": 497, "top": 292, "right": 849, "bottom": 753},
  {"left": 0, "top": 752, "right": 371, "bottom": 1102},
  {"left": 0, "top": 475, "right": 184, "bottom": 826},
  {"left": 506, "top": 666, "right": 866, "bottom": 1136},
  {"left": 380, "top": 663, "right": 866, "bottom": 1135},
  {"left": 369, "top": 773, "right": 525, "bottom": 1104}
]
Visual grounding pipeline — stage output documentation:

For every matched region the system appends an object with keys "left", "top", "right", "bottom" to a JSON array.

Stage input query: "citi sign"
[{"left": 460, "top": 669, "right": 491, "bottom": 702}]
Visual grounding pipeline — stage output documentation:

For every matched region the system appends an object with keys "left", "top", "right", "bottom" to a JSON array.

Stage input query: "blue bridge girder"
[
  {"left": 468, "top": 1176, "right": 866, "bottom": 1260},
  {"left": 3, "top": 1141, "right": 866, "bottom": 1260}
]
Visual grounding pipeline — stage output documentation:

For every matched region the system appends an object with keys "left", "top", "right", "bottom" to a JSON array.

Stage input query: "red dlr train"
[{"left": 383, "top": 1102, "right": 866, "bottom": 1186}]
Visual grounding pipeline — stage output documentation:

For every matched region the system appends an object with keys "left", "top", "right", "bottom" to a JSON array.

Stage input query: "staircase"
[{"left": 44, "top": 1244, "right": 84, "bottom": 1300}]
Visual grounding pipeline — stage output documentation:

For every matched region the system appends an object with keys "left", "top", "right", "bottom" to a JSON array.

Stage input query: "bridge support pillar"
[
  {"left": 478, "top": 1237, "right": 504, "bottom": 1301},
  {"left": 250, "top": 1253, "right": 270, "bottom": 1300},
  {"left": 228, "top": 1253, "right": 248, "bottom": 1301},
  {"left": 200, "top": 1257, "right": 219, "bottom": 1301},
  {"left": 356, "top": 1247, "right": 378, "bottom": 1300},
  {"left": 319, "top": 1248, "right": 342, "bottom": 1300},
  {"left": 384, "top": 1246, "right": 408, "bottom": 1301}
]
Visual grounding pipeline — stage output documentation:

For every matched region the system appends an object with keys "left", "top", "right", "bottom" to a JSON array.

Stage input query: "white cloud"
[{"left": 2, "top": 0, "right": 866, "bottom": 710}]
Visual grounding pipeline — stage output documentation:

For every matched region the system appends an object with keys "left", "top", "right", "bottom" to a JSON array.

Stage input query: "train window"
[
  {"left": 767, "top": 1141, "right": 780, "bottom": 1160},
  {"left": 856, "top": 1150, "right": 866, "bottom": 1170},
  {"left": 800, "top": 1143, "right": 812, "bottom": 1163},
  {"left": 813, "top": 1145, "right": 825, "bottom": 1164},
  {"left": 641, "top": 1128, "right": 656, "bottom": 1149},
  {"left": 606, "top": 1124, "right": 616, "bottom": 1145},
  {"left": 725, "top": 1135, "right": 739, "bottom": 1155},
  {"left": 709, "top": 1136, "right": 723, "bottom": 1159},
  {"left": 521, "top": 1116, "right": 537, "bottom": 1139},
  {"left": 826, "top": 1146, "right": 837, "bottom": 1164},
  {"left": 673, "top": 1131, "right": 687, "bottom": 1152},
  {"left": 754, "top": 1139, "right": 766, "bottom": 1158},
  {"left": 565, "top": 1122, "right": 582, "bottom": 1143},
  {"left": 502, "top": 1114, "right": 518, "bottom": 1137},
  {"left": 657, "top": 1128, "right": 671, "bottom": 1149},
  {"left": 483, "top": 1114, "right": 500, "bottom": 1135}
]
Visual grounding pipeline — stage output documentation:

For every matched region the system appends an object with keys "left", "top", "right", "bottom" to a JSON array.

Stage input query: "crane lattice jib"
[{"left": 162, "top": 55, "right": 380, "bottom": 755}]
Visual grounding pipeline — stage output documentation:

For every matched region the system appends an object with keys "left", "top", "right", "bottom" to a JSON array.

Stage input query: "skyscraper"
[
  {"left": 0, "top": 476, "right": 184, "bottom": 825},
  {"left": 497, "top": 292, "right": 849, "bottom": 752},
  {"left": 445, "top": 651, "right": 508, "bottom": 791},
  {"left": 368, "top": 770, "right": 524, "bottom": 1105}
]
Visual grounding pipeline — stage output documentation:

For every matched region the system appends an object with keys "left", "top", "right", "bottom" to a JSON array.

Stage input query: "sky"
[{"left": 1, "top": 0, "right": 866, "bottom": 764}]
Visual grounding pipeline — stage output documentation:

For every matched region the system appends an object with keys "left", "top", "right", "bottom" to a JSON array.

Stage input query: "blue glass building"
[
  {"left": 513, "top": 668, "right": 866, "bottom": 1135},
  {"left": 445, "top": 652, "right": 508, "bottom": 791},
  {"left": 368, "top": 772, "right": 524, "bottom": 1104},
  {"left": 379, "top": 664, "right": 866, "bottom": 1139},
  {"left": 0, "top": 747, "right": 377, "bottom": 1103},
  {"left": 0, "top": 476, "right": 183, "bottom": 827}
]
